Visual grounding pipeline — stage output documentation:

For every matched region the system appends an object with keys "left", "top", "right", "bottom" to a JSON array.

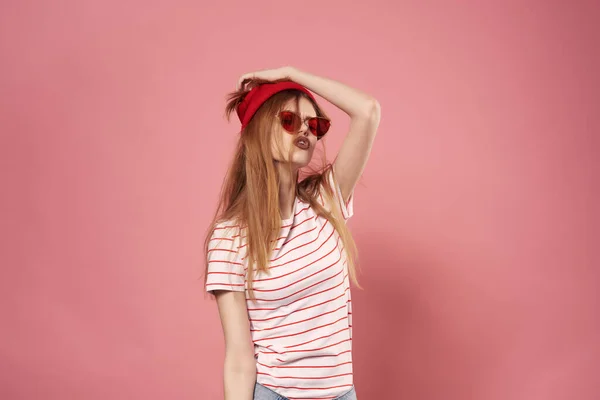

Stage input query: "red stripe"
[
  {"left": 277, "top": 350, "right": 351, "bottom": 363},
  {"left": 247, "top": 271, "right": 348, "bottom": 311},
  {"left": 265, "top": 338, "right": 351, "bottom": 355},
  {"left": 254, "top": 231, "right": 337, "bottom": 280},
  {"left": 273, "top": 217, "right": 314, "bottom": 242},
  {"left": 284, "top": 327, "right": 349, "bottom": 349},
  {"left": 235, "top": 206, "right": 311, "bottom": 245},
  {"left": 256, "top": 360, "right": 352, "bottom": 369},
  {"left": 207, "top": 259, "right": 244, "bottom": 267},
  {"left": 257, "top": 371, "right": 352, "bottom": 380},
  {"left": 254, "top": 317, "right": 347, "bottom": 343},
  {"left": 207, "top": 248, "right": 237, "bottom": 254},
  {"left": 239, "top": 214, "right": 329, "bottom": 255},
  {"left": 252, "top": 245, "right": 342, "bottom": 292},
  {"left": 209, "top": 237, "right": 234, "bottom": 242},
  {"left": 206, "top": 282, "right": 244, "bottom": 287},
  {"left": 207, "top": 271, "right": 245, "bottom": 277},
  {"left": 281, "top": 205, "right": 311, "bottom": 229},
  {"left": 213, "top": 225, "right": 239, "bottom": 231},
  {"left": 238, "top": 223, "right": 315, "bottom": 252},
  {"left": 261, "top": 383, "right": 352, "bottom": 391},
  {"left": 251, "top": 304, "right": 346, "bottom": 332},
  {"left": 270, "top": 221, "right": 329, "bottom": 262},
  {"left": 276, "top": 350, "right": 351, "bottom": 364},
  {"left": 285, "top": 215, "right": 312, "bottom": 232},
  {"left": 250, "top": 267, "right": 344, "bottom": 302},
  {"left": 280, "top": 225, "right": 315, "bottom": 246},
  {"left": 250, "top": 289, "right": 349, "bottom": 322},
  {"left": 276, "top": 227, "right": 316, "bottom": 248}
]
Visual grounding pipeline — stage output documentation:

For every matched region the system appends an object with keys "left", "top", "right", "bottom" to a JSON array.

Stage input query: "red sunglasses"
[{"left": 278, "top": 111, "right": 331, "bottom": 139}]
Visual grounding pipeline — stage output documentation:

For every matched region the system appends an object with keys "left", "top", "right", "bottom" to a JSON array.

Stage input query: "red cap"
[{"left": 236, "top": 81, "right": 316, "bottom": 130}]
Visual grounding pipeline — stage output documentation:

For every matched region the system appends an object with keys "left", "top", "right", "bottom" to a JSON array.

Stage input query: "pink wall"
[{"left": 1, "top": 1, "right": 598, "bottom": 399}]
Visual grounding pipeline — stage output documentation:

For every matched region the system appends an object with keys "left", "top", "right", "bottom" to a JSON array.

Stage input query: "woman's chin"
[{"left": 291, "top": 156, "right": 312, "bottom": 168}]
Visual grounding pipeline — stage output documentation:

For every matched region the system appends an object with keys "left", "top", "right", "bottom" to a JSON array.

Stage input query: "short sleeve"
[
  {"left": 205, "top": 222, "right": 246, "bottom": 293},
  {"left": 322, "top": 167, "right": 354, "bottom": 220}
]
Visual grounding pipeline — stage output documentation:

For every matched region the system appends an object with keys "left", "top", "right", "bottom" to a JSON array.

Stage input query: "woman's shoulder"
[
  {"left": 210, "top": 218, "right": 244, "bottom": 240},
  {"left": 207, "top": 218, "right": 246, "bottom": 261}
]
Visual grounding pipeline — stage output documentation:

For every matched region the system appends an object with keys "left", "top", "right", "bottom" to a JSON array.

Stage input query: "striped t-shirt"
[{"left": 206, "top": 171, "right": 354, "bottom": 400}]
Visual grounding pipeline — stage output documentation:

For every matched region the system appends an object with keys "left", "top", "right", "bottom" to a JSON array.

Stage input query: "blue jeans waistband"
[{"left": 253, "top": 383, "right": 357, "bottom": 400}]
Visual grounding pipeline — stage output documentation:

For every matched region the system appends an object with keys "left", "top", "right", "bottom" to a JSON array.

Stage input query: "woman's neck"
[{"left": 276, "top": 162, "right": 298, "bottom": 220}]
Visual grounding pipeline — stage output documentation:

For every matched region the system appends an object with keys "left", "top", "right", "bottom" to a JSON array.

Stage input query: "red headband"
[{"left": 236, "top": 81, "right": 316, "bottom": 130}]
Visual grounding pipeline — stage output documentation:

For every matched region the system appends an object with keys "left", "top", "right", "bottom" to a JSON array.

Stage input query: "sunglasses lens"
[
  {"left": 280, "top": 111, "right": 300, "bottom": 132},
  {"left": 309, "top": 118, "right": 331, "bottom": 138},
  {"left": 281, "top": 111, "right": 331, "bottom": 138}
]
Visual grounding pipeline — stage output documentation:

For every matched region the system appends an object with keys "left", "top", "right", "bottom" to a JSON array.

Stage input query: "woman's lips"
[{"left": 294, "top": 137, "right": 310, "bottom": 150}]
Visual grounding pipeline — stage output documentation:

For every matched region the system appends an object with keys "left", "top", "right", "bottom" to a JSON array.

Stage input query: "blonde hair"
[{"left": 204, "top": 78, "right": 360, "bottom": 300}]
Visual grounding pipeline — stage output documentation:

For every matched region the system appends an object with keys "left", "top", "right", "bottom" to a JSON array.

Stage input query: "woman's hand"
[{"left": 236, "top": 66, "right": 296, "bottom": 90}]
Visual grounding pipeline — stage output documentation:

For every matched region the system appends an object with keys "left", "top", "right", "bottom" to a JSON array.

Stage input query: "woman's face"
[{"left": 271, "top": 97, "right": 319, "bottom": 168}]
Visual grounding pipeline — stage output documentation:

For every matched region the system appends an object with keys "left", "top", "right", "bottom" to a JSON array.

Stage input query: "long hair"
[{"left": 204, "top": 78, "right": 360, "bottom": 300}]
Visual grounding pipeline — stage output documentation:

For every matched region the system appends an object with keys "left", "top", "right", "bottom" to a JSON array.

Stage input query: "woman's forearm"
[
  {"left": 287, "top": 67, "right": 379, "bottom": 118},
  {"left": 223, "top": 356, "right": 256, "bottom": 400}
]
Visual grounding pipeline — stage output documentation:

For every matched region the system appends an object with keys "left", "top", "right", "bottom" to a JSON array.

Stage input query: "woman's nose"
[{"left": 300, "top": 121, "right": 310, "bottom": 136}]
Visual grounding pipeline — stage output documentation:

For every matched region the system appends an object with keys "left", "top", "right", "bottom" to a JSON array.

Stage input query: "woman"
[{"left": 204, "top": 66, "right": 380, "bottom": 400}]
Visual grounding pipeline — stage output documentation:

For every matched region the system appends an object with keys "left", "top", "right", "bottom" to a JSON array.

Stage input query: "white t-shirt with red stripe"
[{"left": 206, "top": 172, "right": 354, "bottom": 400}]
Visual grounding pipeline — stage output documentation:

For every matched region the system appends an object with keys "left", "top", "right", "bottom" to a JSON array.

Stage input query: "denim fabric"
[{"left": 253, "top": 383, "right": 357, "bottom": 400}]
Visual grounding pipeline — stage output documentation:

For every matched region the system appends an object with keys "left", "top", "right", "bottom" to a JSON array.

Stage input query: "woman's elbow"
[{"left": 224, "top": 352, "right": 256, "bottom": 374}]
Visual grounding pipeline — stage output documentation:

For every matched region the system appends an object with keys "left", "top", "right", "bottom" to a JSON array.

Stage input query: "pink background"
[{"left": 1, "top": 1, "right": 598, "bottom": 399}]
